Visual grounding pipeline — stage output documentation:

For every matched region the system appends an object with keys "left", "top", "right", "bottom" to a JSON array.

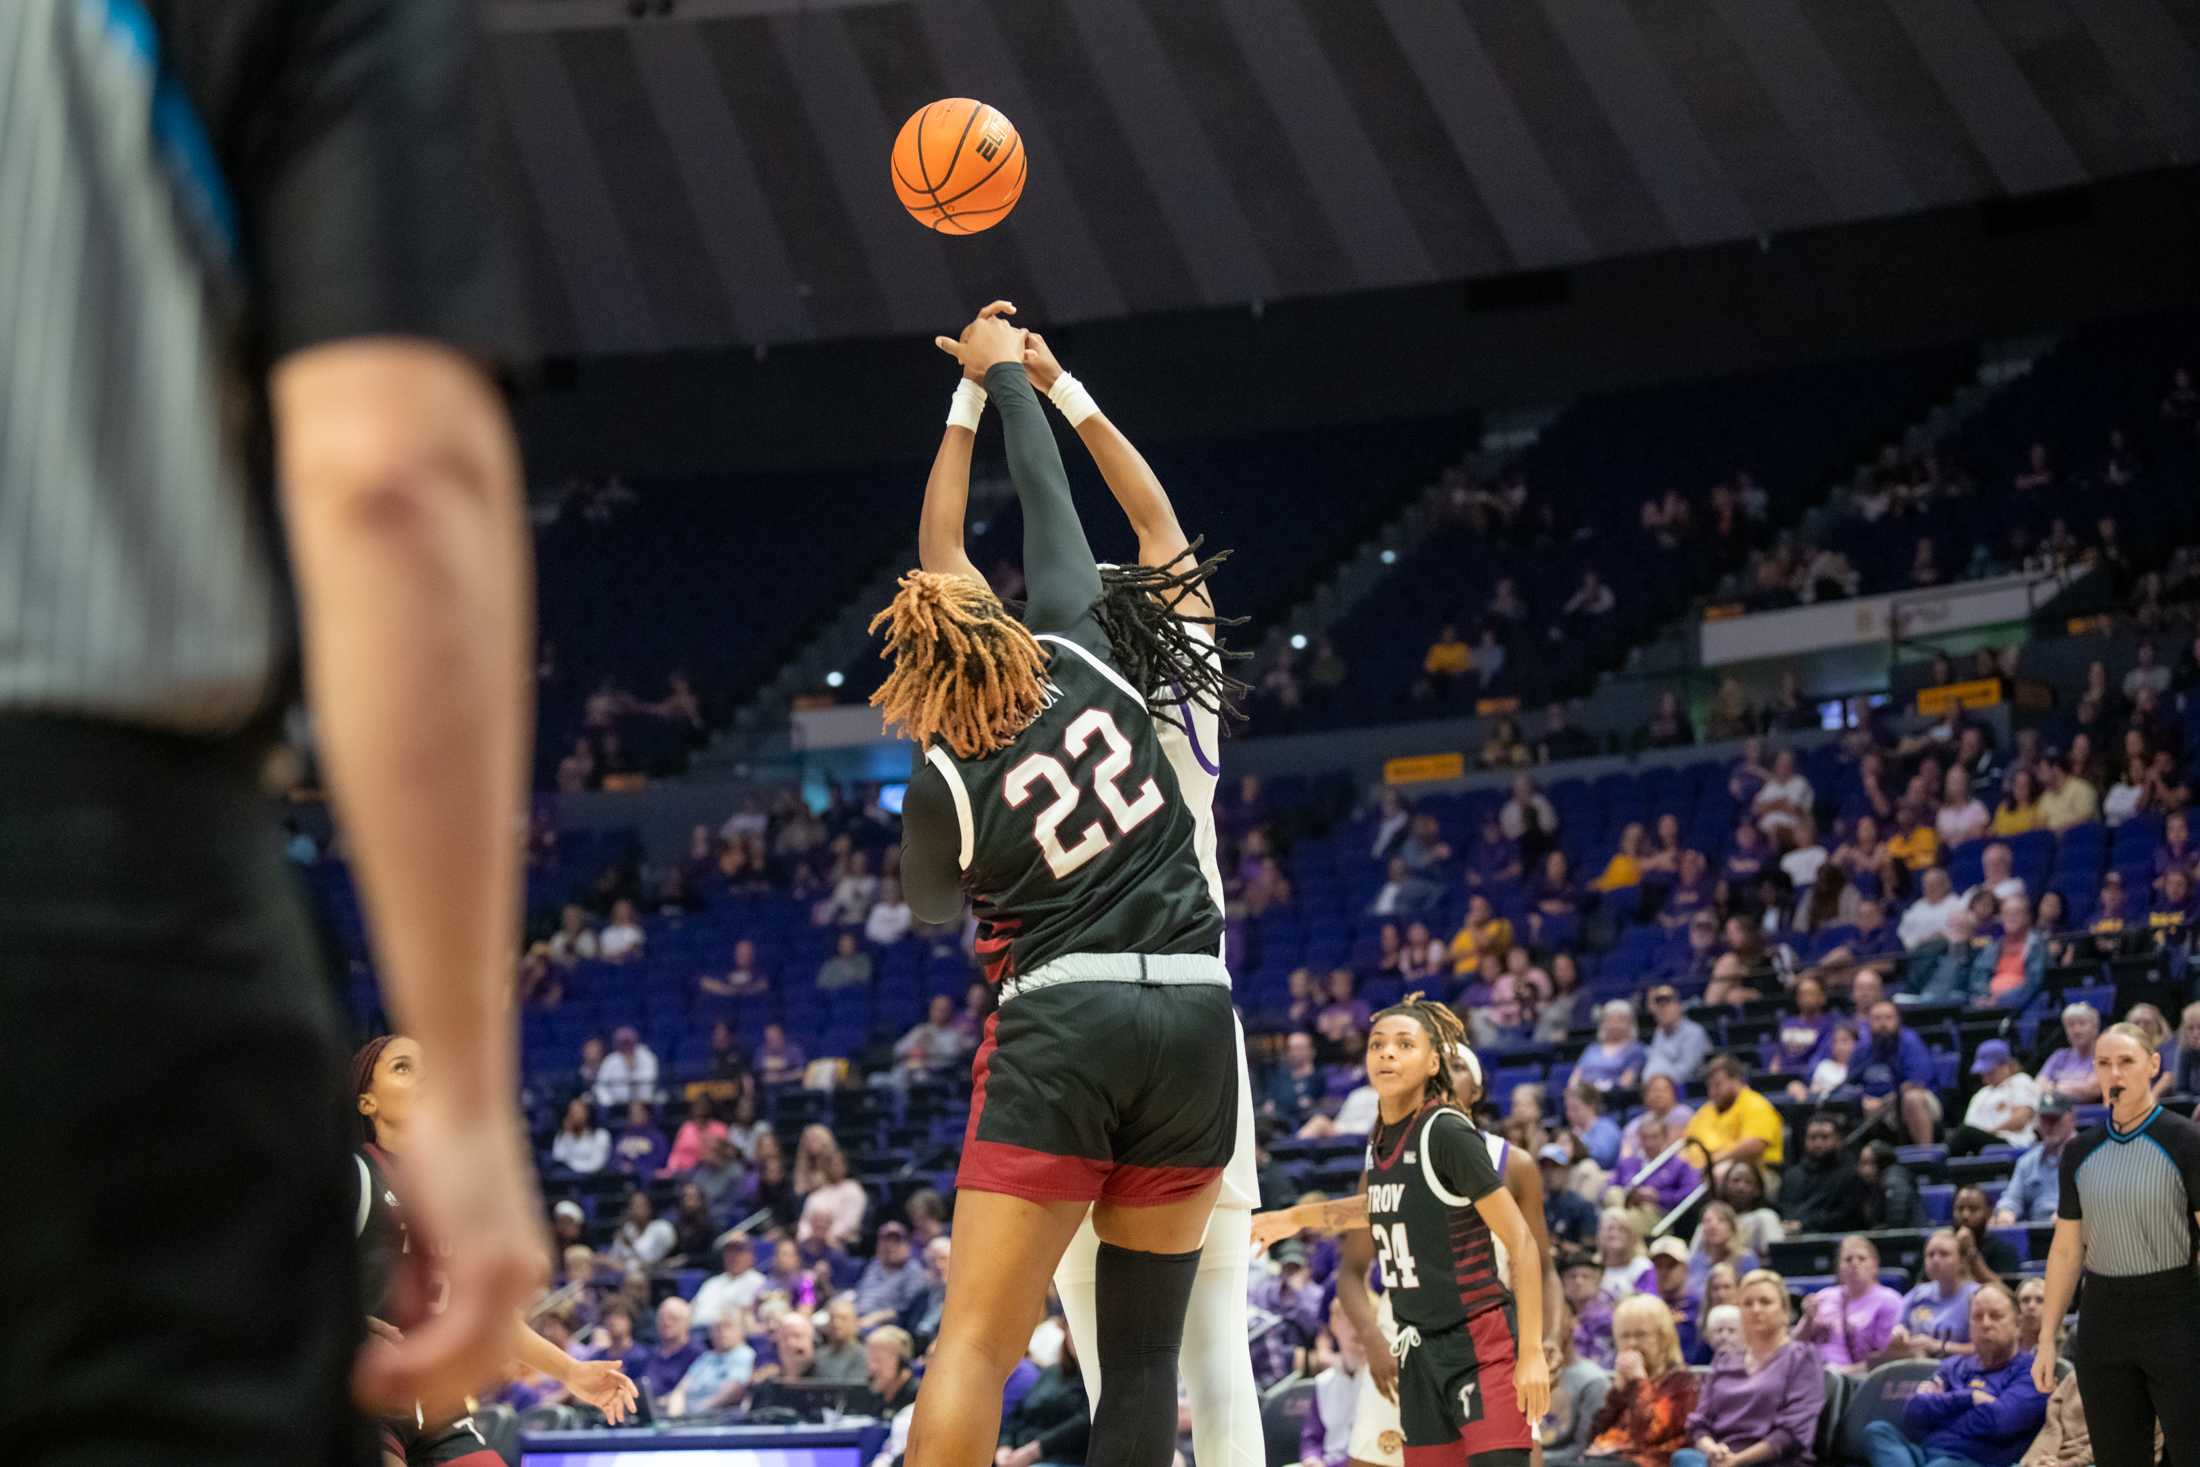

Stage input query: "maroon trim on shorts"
[
  {"left": 1457, "top": 1308, "right": 1531, "bottom": 1457},
  {"left": 1102, "top": 1160, "right": 1224, "bottom": 1205},
  {"left": 956, "top": 1013, "right": 1107, "bottom": 1202},
  {"left": 957, "top": 1136, "right": 1112, "bottom": 1203}
]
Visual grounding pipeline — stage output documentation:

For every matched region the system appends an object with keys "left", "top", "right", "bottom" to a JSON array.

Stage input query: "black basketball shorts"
[
  {"left": 1398, "top": 1304, "right": 1532, "bottom": 1467},
  {"left": 957, "top": 975, "right": 1237, "bottom": 1206}
]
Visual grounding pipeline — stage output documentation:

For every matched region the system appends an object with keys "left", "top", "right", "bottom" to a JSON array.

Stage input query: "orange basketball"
[{"left": 891, "top": 98, "right": 1026, "bottom": 234}]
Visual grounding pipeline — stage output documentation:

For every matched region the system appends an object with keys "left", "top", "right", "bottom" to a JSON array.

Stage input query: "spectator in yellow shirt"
[
  {"left": 1990, "top": 768, "right": 2043, "bottom": 836},
  {"left": 1591, "top": 823, "right": 1647, "bottom": 892},
  {"left": 2036, "top": 757, "right": 2099, "bottom": 832},
  {"left": 1684, "top": 1055, "right": 1787, "bottom": 1181},
  {"left": 1885, "top": 801, "right": 1940, "bottom": 874},
  {"left": 1424, "top": 624, "right": 1472, "bottom": 680},
  {"left": 1448, "top": 893, "right": 1513, "bottom": 976}
]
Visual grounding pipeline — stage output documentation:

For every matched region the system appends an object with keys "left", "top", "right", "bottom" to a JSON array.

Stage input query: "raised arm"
[
  {"left": 937, "top": 312, "right": 1101, "bottom": 635},
  {"left": 989, "top": 358, "right": 1101, "bottom": 635},
  {"left": 918, "top": 301, "right": 1017, "bottom": 586},
  {"left": 917, "top": 420, "right": 986, "bottom": 586},
  {"left": 1020, "top": 334, "right": 1208, "bottom": 617}
]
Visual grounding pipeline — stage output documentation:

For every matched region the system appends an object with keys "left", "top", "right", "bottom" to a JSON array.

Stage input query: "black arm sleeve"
[
  {"left": 985, "top": 362, "right": 1102, "bottom": 638},
  {"left": 899, "top": 759, "right": 966, "bottom": 925}
]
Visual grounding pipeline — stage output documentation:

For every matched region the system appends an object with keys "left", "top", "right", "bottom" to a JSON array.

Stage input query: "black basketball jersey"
[
  {"left": 921, "top": 629, "right": 1224, "bottom": 985},
  {"left": 1364, "top": 1102, "right": 1507, "bottom": 1332},
  {"left": 356, "top": 1144, "right": 445, "bottom": 1325}
]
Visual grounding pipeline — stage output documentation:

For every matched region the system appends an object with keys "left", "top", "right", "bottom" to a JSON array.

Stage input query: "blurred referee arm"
[
  {"left": 254, "top": 0, "right": 549, "bottom": 1414},
  {"left": 276, "top": 339, "right": 547, "bottom": 1414}
]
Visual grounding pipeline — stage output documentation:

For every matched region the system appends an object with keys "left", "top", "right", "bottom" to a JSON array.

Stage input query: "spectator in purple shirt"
[
  {"left": 1466, "top": 814, "right": 1524, "bottom": 889},
  {"left": 1577, "top": 1002, "right": 1648, "bottom": 1091},
  {"left": 2034, "top": 1002, "right": 2102, "bottom": 1103},
  {"left": 1661, "top": 851, "right": 1717, "bottom": 928},
  {"left": 1764, "top": 975, "right": 1835, "bottom": 1078},
  {"left": 627, "top": 1297, "right": 707, "bottom": 1401},
  {"left": 1887, "top": 1231, "right": 1981, "bottom": 1362},
  {"left": 1863, "top": 1284, "right": 2045, "bottom": 1467},
  {"left": 1725, "top": 823, "right": 1773, "bottom": 889},
  {"left": 1614, "top": 1112, "right": 1700, "bottom": 1213},
  {"left": 1795, "top": 1235, "right": 1902, "bottom": 1374},
  {"left": 2153, "top": 810, "right": 2198, "bottom": 894},
  {"left": 755, "top": 1023, "right": 807, "bottom": 1088},
  {"left": 1673, "top": 1269, "right": 1828, "bottom": 1467},
  {"left": 1856, "top": 1000, "right": 1941, "bottom": 1145},
  {"left": 853, "top": 1221, "right": 930, "bottom": 1331},
  {"left": 1316, "top": 968, "right": 1373, "bottom": 1044},
  {"left": 611, "top": 1100, "right": 669, "bottom": 1178},
  {"left": 1248, "top": 1248, "right": 1325, "bottom": 1389}
]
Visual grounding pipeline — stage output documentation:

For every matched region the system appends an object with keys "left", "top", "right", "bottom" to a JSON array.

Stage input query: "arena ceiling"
[{"left": 482, "top": 0, "right": 2200, "bottom": 356}]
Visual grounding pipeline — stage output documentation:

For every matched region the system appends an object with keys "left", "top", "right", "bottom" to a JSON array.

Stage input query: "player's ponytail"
[
  {"left": 1374, "top": 992, "right": 1470, "bottom": 1104},
  {"left": 1093, "top": 541, "right": 1252, "bottom": 736},
  {"left": 869, "top": 570, "right": 1051, "bottom": 758}
]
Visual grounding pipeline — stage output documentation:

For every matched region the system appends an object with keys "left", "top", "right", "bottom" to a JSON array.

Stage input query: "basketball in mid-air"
[{"left": 891, "top": 99, "right": 1025, "bottom": 234}]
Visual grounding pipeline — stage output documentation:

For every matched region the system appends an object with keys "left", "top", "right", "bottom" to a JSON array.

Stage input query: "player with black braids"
[
  {"left": 910, "top": 306, "right": 1264, "bottom": 1467},
  {"left": 1093, "top": 542, "right": 1252, "bottom": 735}
]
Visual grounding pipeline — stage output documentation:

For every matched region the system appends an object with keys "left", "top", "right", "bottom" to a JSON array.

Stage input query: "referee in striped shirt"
[
  {"left": 3, "top": 3, "right": 545, "bottom": 1461},
  {"left": 2032, "top": 1022, "right": 2200, "bottom": 1467}
]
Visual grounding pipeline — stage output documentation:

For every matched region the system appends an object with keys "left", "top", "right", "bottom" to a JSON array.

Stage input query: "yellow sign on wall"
[
  {"left": 1383, "top": 752, "right": 1466, "bottom": 786},
  {"left": 1915, "top": 678, "right": 2004, "bottom": 716}
]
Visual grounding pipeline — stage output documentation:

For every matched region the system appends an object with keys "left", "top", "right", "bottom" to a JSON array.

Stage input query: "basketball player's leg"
[
  {"left": 1348, "top": 1296, "right": 1405, "bottom": 1467},
  {"left": 916, "top": 986, "right": 1121, "bottom": 1467},
  {"left": 1080, "top": 984, "right": 1241, "bottom": 1467},
  {"left": 906, "top": 1189, "right": 1089, "bottom": 1467},
  {"left": 1180, "top": 1010, "right": 1265, "bottom": 1467},
  {"left": 1401, "top": 1313, "right": 1532, "bottom": 1467},
  {"left": 1087, "top": 1178, "right": 1223, "bottom": 1467}
]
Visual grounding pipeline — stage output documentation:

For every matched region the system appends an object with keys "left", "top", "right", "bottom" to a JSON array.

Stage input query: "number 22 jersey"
[
  {"left": 1364, "top": 1103, "right": 1508, "bottom": 1333},
  {"left": 913, "top": 625, "right": 1224, "bottom": 985}
]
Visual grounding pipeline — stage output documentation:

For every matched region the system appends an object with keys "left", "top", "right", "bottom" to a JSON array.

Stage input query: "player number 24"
[
  {"left": 1371, "top": 1222, "right": 1420, "bottom": 1291},
  {"left": 1004, "top": 709, "right": 1164, "bottom": 879}
]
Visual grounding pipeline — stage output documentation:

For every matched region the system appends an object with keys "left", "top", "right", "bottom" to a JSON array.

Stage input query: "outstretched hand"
[
  {"left": 935, "top": 300, "right": 1023, "bottom": 381},
  {"left": 1249, "top": 1210, "right": 1305, "bottom": 1255},
  {"left": 568, "top": 1358, "right": 640, "bottom": 1424}
]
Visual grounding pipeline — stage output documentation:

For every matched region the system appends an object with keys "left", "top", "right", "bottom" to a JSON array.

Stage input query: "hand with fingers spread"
[
  {"left": 567, "top": 1357, "right": 640, "bottom": 1424},
  {"left": 935, "top": 300, "right": 1025, "bottom": 381}
]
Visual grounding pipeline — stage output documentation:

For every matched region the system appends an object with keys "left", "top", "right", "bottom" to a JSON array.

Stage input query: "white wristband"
[
  {"left": 1046, "top": 371, "right": 1101, "bottom": 429},
  {"left": 947, "top": 379, "right": 987, "bottom": 433}
]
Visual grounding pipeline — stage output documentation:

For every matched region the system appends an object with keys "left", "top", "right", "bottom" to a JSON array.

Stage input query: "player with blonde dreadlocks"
[
  {"left": 868, "top": 569, "right": 1050, "bottom": 760},
  {"left": 1252, "top": 993, "right": 1550, "bottom": 1467},
  {"left": 892, "top": 304, "right": 1245, "bottom": 1467},
  {"left": 905, "top": 303, "right": 1266, "bottom": 1467}
]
